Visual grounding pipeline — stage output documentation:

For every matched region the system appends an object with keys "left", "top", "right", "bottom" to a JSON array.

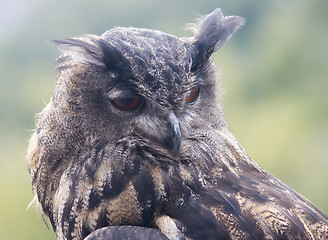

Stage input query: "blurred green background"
[{"left": 0, "top": 0, "right": 327, "bottom": 239}]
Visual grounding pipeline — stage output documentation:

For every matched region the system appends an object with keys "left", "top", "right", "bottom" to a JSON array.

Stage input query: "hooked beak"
[{"left": 162, "top": 112, "right": 181, "bottom": 157}]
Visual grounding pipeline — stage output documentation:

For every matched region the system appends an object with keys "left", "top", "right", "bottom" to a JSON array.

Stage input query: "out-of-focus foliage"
[{"left": 0, "top": 0, "right": 327, "bottom": 239}]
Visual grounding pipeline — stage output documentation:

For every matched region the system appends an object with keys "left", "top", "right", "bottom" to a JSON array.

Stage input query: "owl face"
[{"left": 53, "top": 27, "right": 222, "bottom": 158}]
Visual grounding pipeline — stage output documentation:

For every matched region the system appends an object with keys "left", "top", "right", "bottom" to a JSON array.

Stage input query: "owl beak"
[{"left": 163, "top": 112, "right": 181, "bottom": 157}]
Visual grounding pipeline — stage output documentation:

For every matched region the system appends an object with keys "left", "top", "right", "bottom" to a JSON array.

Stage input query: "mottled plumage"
[{"left": 27, "top": 9, "right": 328, "bottom": 240}]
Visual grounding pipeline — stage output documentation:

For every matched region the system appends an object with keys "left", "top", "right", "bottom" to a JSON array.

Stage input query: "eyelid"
[
  {"left": 108, "top": 87, "right": 137, "bottom": 100},
  {"left": 107, "top": 88, "right": 123, "bottom": 100}
]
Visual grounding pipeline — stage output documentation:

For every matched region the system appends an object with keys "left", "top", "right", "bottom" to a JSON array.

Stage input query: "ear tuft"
[
  {"left": 52, "top": 36, "right": 106, "bottom": 67},
  {"left": 190, "top": 8, "right": 245, "bottom": 71}
]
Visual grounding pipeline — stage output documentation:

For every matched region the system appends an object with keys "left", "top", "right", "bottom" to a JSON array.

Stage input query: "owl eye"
[
  {"left": 111, "top": 96, "right": 141, "bottom": 111},
  {"left": 186, "top": 86, "right": 200, "bottom": 104}
]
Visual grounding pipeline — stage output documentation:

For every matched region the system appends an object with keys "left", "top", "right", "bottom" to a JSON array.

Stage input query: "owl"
[{"left": 27, "top": 8, "right": 328, "bottom": 240}]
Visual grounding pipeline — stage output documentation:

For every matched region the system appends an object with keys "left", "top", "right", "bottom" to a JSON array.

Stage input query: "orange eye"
[
  {"left": 186, "top": 86, "right": 199, "bottom": 104},
  {"left": 112, "top": 97, "right": 141, "bottom": 111}
]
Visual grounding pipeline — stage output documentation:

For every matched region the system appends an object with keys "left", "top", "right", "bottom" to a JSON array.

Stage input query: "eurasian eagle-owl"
[{"left": 27, "top": 8, "right": 328, "bottom": 240}]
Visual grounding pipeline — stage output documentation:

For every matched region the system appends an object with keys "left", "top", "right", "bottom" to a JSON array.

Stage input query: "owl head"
[{"left": 48, "top": 9, "right": 244, "bottom": 159}]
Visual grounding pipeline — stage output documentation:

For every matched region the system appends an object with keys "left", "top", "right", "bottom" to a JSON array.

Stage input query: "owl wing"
[
  {"left": 163, "top": 180, "right": 328, "bottom": 239},
  {"left": 157, "top": 148, "right": 328, "bottom": 239}
]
